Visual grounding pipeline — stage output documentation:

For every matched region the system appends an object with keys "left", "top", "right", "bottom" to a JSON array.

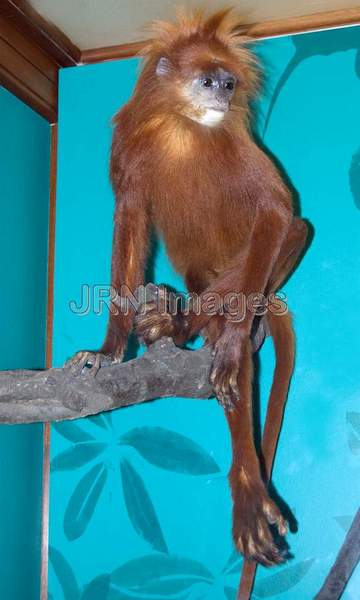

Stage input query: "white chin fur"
[{"left": 193, "top": 109, "right": 225, "bottom": 127}]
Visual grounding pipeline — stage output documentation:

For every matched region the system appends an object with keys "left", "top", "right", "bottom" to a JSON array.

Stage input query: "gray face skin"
[{"left": 188, "top": 67, "right": 236, "bottom": 113}]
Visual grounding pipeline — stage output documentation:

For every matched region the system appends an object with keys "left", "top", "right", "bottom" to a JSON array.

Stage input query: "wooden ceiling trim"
[
  {"left": 81, "top": 40, "right": 147, "bottom": 64},
  {"left": 247, "top": 6, "right": 360, "bottom": 38},
  {"left": 0, "top": 62, "right": 56, "bottom": 121},
  {"left": 80, "top": 6, "right": 360, "bottom": 64},
  {"left": 1, "top": 1, "right": 81, "bottom": 67},
  {"left": 0, "top": 15, "right": 57, "bottom": 83},
  {"left": 0, "top": 0, "right": 79, "bottom": 122},
  {"left": 0, "top": 36, "right": 55, "bottom": 99},
  {"left": 0, "top": 20, "right": 58, "bottom": 122}
]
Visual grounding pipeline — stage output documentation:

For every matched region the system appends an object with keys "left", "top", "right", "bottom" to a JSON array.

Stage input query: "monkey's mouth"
[
  {"left": 207, "top": 101, "right": 230, "bottom": 113},
  {"left": 206, "top": 99, "right": 230, "bottom": 113}
]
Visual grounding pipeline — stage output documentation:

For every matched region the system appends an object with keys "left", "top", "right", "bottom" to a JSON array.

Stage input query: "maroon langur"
[{"left": 69, "top": 8, "right": 308, "bottom": 569}]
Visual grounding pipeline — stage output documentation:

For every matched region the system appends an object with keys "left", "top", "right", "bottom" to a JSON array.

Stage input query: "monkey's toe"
[
  {"left": 65, "top": 351, "right": 116, "bottom": 376},
  {"left": 210, "top": 362, "right": 241, "bottom": 410},
  {"left": 233, "top": 476, "right": 288, "bottom": 567}
]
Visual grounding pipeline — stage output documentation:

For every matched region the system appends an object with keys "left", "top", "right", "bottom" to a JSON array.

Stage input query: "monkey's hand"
[
  {"left": 64, "top": 350, "right": 123, "bottom": 376},
  {"left": 135, "top": 287, "right": 187, "bottom": 346},
  {"left": 232, "top": 470, "right": 288, "bottom": 566}
]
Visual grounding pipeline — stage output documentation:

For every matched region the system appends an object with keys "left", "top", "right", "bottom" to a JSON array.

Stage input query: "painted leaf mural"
[
  {"left": 64, "top": 463, "right": 108, "bottom": 540},
  {"left": 120, "top": 427, "right": 220, "bottom": 475},
  {"left": 335, "top": 515, "right": 353, "bottom": 532},
  {"left": 346, "top": 412, "right": 360, "bottom": 455},
  {"left": 253, "top": 559, "right": 314, "bottom": 598},
  {"left": 52, "top": 442, "right": 107, "bottom": 471},
  {"left": 120, "top": 458, "right": 168, "bottom": 553},
  {"left": 52, "top": 422, "right": 95, "bottom": 443},
  {"left": 349, "top": 148, "right": 360, "bottom": 210},
  {"left": 224, "top": 587, "right": 237, "bottom": 600},
  {"left": 262, "top": 28, "right": 360, "bottom": 137},
  {"left": 49, "top": 24, "right": 360, "bottom": 600},
  {"left": 82, "top": 574, "right": 111, "bottom": 600},
  {"left": 87, "top": 413, "right": 111, "bottom": 431},
  {"left": 111, "top": 553, "right": 214, "bottom": 597},
  {"left": 49, "top": 546, "right": 80, "bottom": 600},
  {"left": 222, "top": 548, "right": 243, "bottom": 575}
]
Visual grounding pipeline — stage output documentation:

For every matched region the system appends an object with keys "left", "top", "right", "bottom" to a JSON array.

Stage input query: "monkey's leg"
[
  {"left": 238, "top": 218, "right": 308, "bottom": 599},
  {"left": 266, "top": 216, "right": 308, "bottom": 294},
  {"left": 225, "top": 337, "right": 287, "bottom": 566},
  {"left": 67, "top": 190, "right": 149, "bottom": 374}
]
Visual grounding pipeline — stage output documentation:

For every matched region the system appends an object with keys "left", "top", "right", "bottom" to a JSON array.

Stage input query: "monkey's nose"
[{"left": 215, "top": 94, "right": 230, "bottom": 110}]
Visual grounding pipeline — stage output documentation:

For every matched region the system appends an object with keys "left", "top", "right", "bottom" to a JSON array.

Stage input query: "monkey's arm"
[{"left": 68, "top": 187, "right": 149, "bottom": 371}]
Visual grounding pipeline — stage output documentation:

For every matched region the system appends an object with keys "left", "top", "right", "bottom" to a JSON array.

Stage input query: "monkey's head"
[{"left": 138, "top": 8, "right": 259, "bottom": 128}]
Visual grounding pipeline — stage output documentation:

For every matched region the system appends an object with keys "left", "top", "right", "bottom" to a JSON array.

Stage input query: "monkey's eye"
[
  {"left": 225, "top": 80, "right": 234, "bottom": 90},
  {"left": 202, "top": 78, "right": 214, "bottom": 88}
]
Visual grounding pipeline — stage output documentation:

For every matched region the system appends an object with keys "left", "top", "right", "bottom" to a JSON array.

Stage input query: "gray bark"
[{"left": 0, "top": 339, "right": 213, "bottom": 424}]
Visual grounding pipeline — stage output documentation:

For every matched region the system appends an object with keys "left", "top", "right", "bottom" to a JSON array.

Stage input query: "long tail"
[{"left": 237, "top": 311, "right": 295, "bottom": 600}]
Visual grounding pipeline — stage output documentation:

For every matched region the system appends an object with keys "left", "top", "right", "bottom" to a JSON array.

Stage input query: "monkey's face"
[
  {"left": 154, "top": 56, "right": 239, "bottom": 127},
  {"left": 183, "top": 67, "right": 236, "bottom": 126}
]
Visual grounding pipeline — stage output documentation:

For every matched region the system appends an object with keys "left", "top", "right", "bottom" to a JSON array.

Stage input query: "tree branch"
[{"left": 0, "top": 339, "right": 214, "bottom": 424}]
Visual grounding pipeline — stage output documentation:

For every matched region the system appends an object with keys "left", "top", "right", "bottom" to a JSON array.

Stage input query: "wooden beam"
[
  {"left": 0, "top": 8, "right": 60, "bottom": 121},
  {"left": 40, "top": 123, "right": 58, "bottom": 600},
  {"left": 1, "top": 0, "right": 80, "bottom": 67},
  {"left": 81, "top": 40, "right": 148, "bottom": 64},
  {"left": 80, "top": 7, "right": 360, "bottom": 64},
  {"left": 246, "top": 6, "right": 360, "bottom": 38}
]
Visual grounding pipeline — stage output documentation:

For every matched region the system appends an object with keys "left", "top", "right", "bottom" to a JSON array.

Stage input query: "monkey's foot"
[
  {"left": 65, "top": 351, "right": 121, "bottom": 376},
  {"left": 136, "top": 290, "right": 185, "bottom": 346},
  {"left": 233, "top": 474, "right": 288, "bottom": 566}
]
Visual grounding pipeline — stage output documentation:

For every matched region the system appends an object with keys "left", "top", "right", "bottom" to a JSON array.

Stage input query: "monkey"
[{"left": 68, "top": 8, "right": 308, "bottom": 569}]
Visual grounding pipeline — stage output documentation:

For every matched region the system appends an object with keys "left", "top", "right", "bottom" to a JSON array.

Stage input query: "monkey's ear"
[{"left": 156, "top": 57, "right": 171, "bottom": 77}]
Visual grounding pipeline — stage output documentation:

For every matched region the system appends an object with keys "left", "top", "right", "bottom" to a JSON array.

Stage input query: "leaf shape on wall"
[
  {"left": 120, "top": 458, "right": 168, "bottom": 553},
  {"left": 52, "top": 442, "right": 106, "bottom": 471},
  {"left": 82, "top": 574, "right": 110, "bottom": 600},
  {"left": 111, "top": 554, "right": 214, "bottom": 590},
  {"left": 104, "top": 411, "right": 113, "bottom": 427},
  {"left": 64, "top": 463, "right": 107, "bottom": 540},
  {"left": 108, "top": 587, "right": 188, "bottom": 600},
  {"left": 253, "top": 559, "right": 314, "bottom": 598},
  {"left": 120, "top": 427, "right": 220, "bottom": 475},
  {"left": 224, "top": 587, "right": 237, "bottom": 600},
  {"left": 49, "top": 546, "right": 80, "bottom": 600},
  {"left": 349, "top": 148, "right": 360, "bottom": 210},
  {"left": 356, "top": 49, "right": 360, "bottom": 79},
  {"left": 87, "top": 414, "right": 110, "bottom": 430},
  {"left": 346, "top": 412, "right": 360, "bottom": 454},
  {"left": 334, "top": 515, "right": 353, "bottom": 532},
  {"left": 122, "top": 576, "right": 210, "bottom": 596},
  {"left": 347, "top": 412, "right": 360, "bottom": 435},
  {"left": 52, "top": 422, "right": 95, "bottom": 443},
  {"left": 348, "top": 432, "right": 360, "bottom": 455},
  {"left": 262, "top": 28, "right": 360, "bottom": 137},
  {"left": 222, "top": 548, "right": 243, "bottom": 574}
]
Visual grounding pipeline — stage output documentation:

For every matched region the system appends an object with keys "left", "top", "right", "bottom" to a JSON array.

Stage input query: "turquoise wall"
[
  {"left": 50, "top": 26, "right": 360, "bottom": 599},
  {"left": 0, "top": 86, "right": 50, "bottom": 598}
]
